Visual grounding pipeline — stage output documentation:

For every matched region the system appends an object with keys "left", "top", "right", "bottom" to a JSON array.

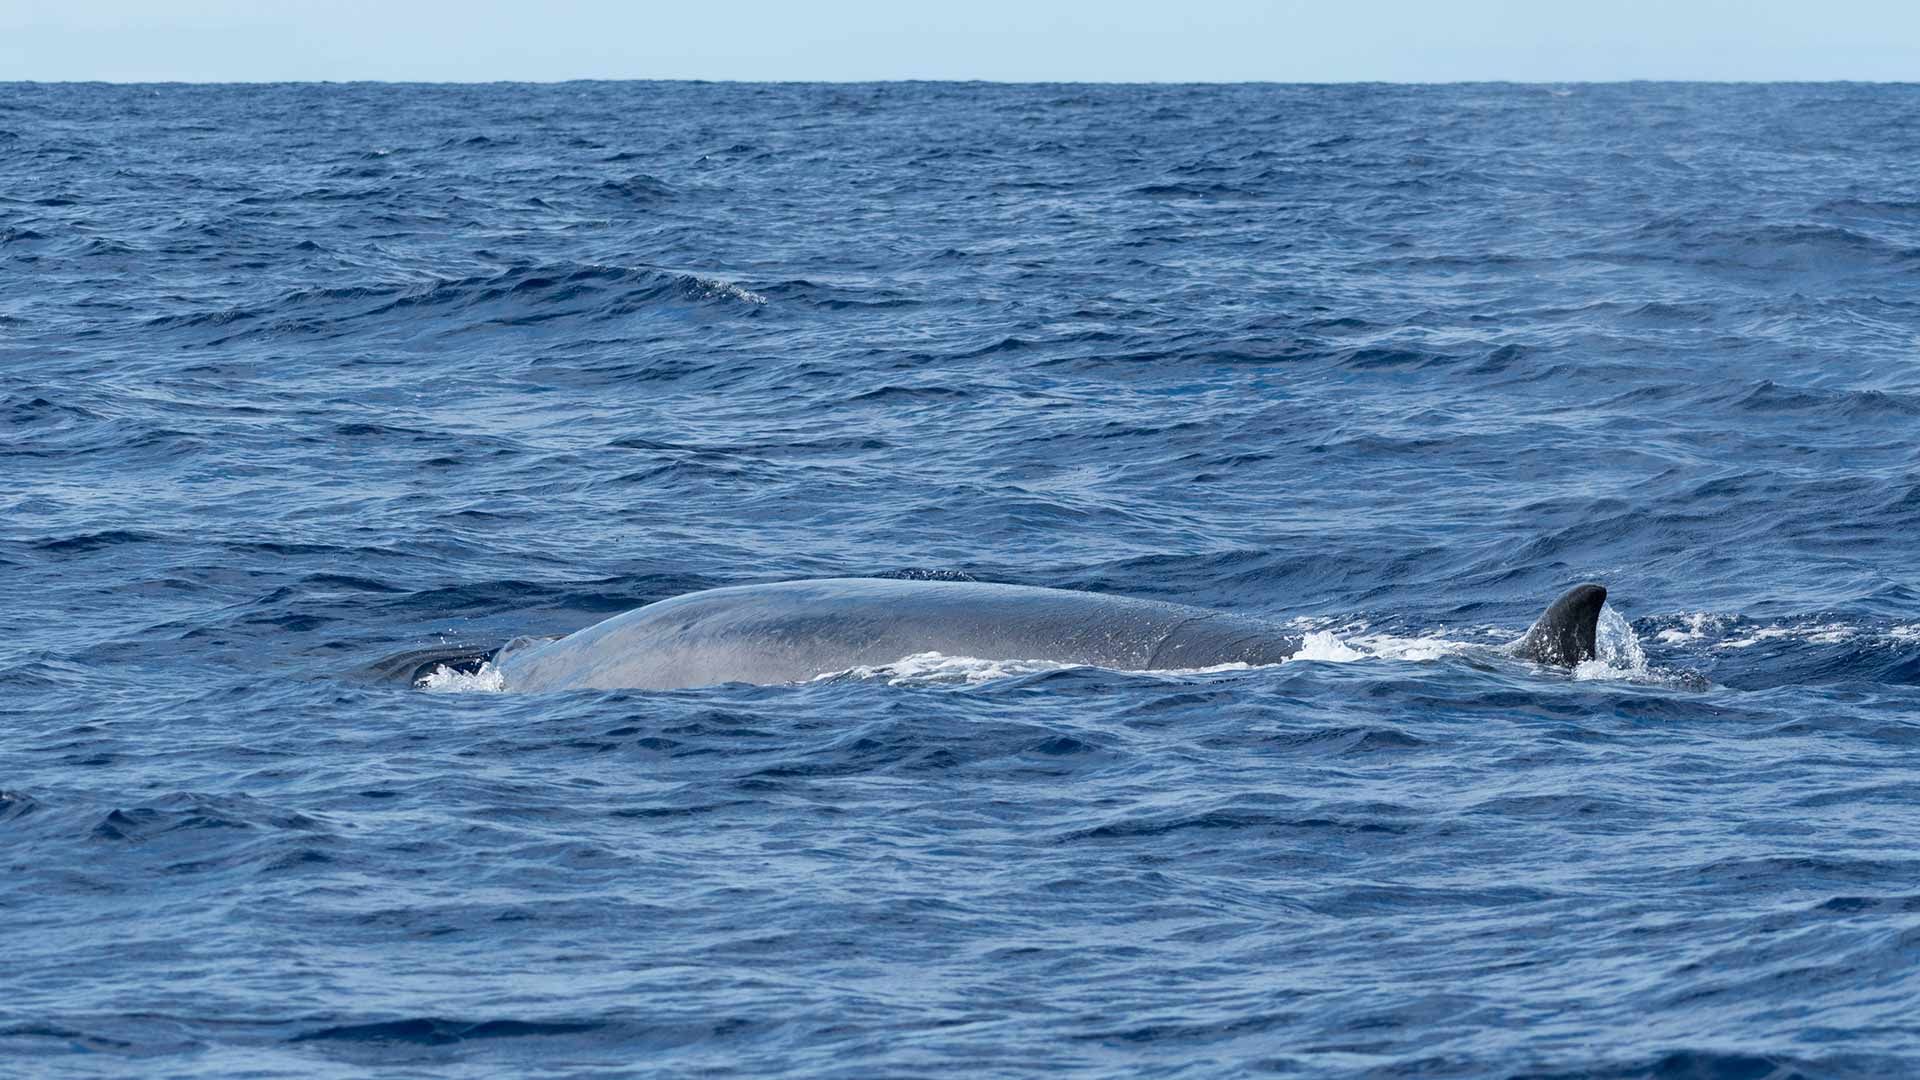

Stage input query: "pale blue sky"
[{"left": 3, "top": 0, "right": 1915, "bottom": 83}]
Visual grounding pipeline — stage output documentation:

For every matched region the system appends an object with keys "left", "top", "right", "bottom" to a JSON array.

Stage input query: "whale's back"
[{"left": 496, "top": 578, "right": 1298, "bottom": 691}]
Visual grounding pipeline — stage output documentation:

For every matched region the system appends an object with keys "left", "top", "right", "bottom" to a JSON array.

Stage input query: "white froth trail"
[
  {"left": 1717, "top": 623, "right": 1856, "bottom": 649},
  {"left": 1282, "top": 612, "right": 1479, "bottom": 665},
  {"left": 1656, "top": 612, "right": 1725, "bottom": 645},
  {"left": 1654, "top": 612, "right": 1909, "bottom": 652},
  {"left": 827, "top": 623, "right": 1490, "bottom": 689},
  {"left": 818, "top": 650, "right": 1273, "bottom": 688},
  {"left": 818, "top": 651, "right": 1077, "bottom": 686}
]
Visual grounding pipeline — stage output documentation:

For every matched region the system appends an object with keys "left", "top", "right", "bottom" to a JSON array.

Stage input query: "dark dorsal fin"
[{"left": 1513, "top": 583, "right": 1607, "bottom": 667}]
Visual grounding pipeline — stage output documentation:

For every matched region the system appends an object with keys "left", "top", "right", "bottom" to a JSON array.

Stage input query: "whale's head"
[{"left": 1512, "top": 583, "right": 1607, "bottom": 667}]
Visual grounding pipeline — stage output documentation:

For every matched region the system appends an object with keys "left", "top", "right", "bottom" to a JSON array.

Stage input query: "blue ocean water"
[{"left": 6, "top": 79, "right": 1920, "bottom": 1077}]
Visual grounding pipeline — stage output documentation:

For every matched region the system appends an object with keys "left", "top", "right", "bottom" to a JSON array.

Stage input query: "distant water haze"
[{"left": 2, "top": 0, "right": 1917, "bottom": 82}]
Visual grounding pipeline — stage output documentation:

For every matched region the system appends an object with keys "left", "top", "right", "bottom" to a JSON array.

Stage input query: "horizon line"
[{"left": 5, "top": 77, "right": 1915, "bottom": 88}]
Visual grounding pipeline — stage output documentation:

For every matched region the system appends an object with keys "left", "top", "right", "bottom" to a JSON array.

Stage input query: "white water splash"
[
  {"left": 1656, "top": 612, "right": 1723, "bottom": 645},
  {"left": 1289, "top": 630, "right": 1368, "bottom": 662},
  {"left": 1717, "top": 623, "right": 1855, "bottom": 649},
  {"left": 691, "top": 276, "right": 767, "bottom": 305},
  {"left": 418, "top": 662, "right": 506, "bottom": 693},
  {"left": 1571, "top": 605, "right": 1644, "bottom": 680},
  {"left": 1342, "top": 631, "right": 1470, "bottom": 663},
  {"left": 818, "top": 651, "right": 1075, "bottom": 686},
  {"left": 816, "top": 651, "right": 1264, "bottom": 688},
  {"left": 1653, "top": 613, "right": 1893, "bottom": 652},
  {"left": 1569, "top": 604, "right": 1714, "bottom": 688},
  {"left": 1281, "top": 615, "right": 1477, "bottom": 665},
  {"left": 823, "top": 625, "right": 1488, "bottom": 687},
  {"left": 1596, "top": 604, "right": 1647, "bottom": 669},
  {"left": 1284, "top": 628, "right": 1472, "bottom": 663}
]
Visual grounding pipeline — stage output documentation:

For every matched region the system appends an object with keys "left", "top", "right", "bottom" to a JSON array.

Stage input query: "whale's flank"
[{"left": 486, "top": 577, "right": 1610, "bottom": 692}]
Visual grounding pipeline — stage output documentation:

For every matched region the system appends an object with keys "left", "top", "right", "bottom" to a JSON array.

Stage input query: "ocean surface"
[{"left": 6, "top": 81, "right": 1920, "bottom": 1078}]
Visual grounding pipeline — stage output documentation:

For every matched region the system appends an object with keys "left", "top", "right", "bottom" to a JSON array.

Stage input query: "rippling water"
[{"left": 7, "top": 81, "right": 1920, "bottom": 1077}]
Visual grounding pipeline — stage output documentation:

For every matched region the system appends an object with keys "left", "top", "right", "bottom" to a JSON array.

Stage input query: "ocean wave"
[
  {"left": 140, "top": 262, "right": 765, "bottom": 343},
  {"left": 1726, "top": 379, "right": 1920, "bottom": 418},
  {"left": 589, "top": 172, "right": 675, "bottom": 202},
  {"left": 289, "top": 1017, "right": 602, "bottom": 1045}
]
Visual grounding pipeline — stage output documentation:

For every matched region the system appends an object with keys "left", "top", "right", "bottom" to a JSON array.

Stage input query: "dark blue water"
[{"left": 7, "top": 81, "right": 1920, "bottom": 1077}]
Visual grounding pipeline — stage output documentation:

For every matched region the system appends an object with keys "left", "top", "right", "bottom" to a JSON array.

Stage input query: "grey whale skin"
[{"left": 493, "top": 578, "right": 1608, "bottom": 692}]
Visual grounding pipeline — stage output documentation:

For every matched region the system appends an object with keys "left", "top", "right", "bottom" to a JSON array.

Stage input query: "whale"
[{"left": 482, "top": 577, "right": 1608, "bottom": 692}]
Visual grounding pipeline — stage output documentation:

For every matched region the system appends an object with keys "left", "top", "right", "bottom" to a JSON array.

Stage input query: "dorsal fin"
[{"left": 1513, "top": 583, "right": 1607, "bottom": 667}]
